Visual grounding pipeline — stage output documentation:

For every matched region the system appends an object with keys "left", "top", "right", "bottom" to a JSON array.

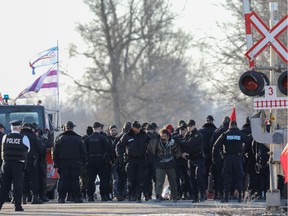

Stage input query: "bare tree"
[
  {"left": 198, "top": 0, "right": 287, "bottom": 122},
  {"left": 66, "top": 0, "right": 203, "bottom": 127}
]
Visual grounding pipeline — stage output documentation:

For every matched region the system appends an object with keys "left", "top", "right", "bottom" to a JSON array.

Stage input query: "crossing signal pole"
[{"left": 241, "top": 1, "right": 287, "bottom": 215}]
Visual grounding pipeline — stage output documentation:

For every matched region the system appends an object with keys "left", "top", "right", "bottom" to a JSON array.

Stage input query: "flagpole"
[{"left": 56, "top": 40, "right": 60, "bottom": 130}]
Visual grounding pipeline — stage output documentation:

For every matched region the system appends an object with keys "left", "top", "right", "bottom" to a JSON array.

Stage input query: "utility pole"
[
  {"left": 264, "top": 2, "right": 285, "bottom": 216},
  {"left": 241, "top": 1, "right": 286, "bottom": 215}
]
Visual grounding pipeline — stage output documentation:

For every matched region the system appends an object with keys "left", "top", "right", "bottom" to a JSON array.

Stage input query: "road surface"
[{"left": 0, "top": 199, "right": 276, "bottom": 216}]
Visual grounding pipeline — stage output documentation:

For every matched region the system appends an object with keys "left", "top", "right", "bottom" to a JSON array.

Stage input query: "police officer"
[
  {"left": 180, "top": 119, "right": 206, "bottom": 203},
  {"left": 99, "top": 123, "right": 113, "bottom": 200},
  {"left": 0, "top": 120, "right": 30, "bottom": 212},
  {"left": 53, "top": 121, "right": 87, "bottom": 203},
  {"left": 84, "top": 122, "right": 111, "bottom": 202},
  {"left": 172, "top": 122, "right": 192, "bottom": 200},
  {"left": 80, "top": 126, "right": 93, "bottom": 199},
  {"left": 198, "top": 115, "right": 217, "bottom": 192},
  {"left": 21, "top": 122, "right": 44, "bottom": 204},
  {"left": 116, "top": 121, "right": 151, "bottom": 203},
  {"left": 252, "top": 139, "right": 270, "bottom": 199},
  {"left": 114, "top": 122, "right": 131, "bottom": 201},
  {"left": 240, "top": 117, "right": 255, "bottom": 196},
  {"left": 210, "top": 116, "right": 230, "bottom": 200},
  {"left": 212, "top": 120, "right": 250, "bottom": 203},
  {"left": 32, "top": 123, "right": 50, "bottom": 202}
]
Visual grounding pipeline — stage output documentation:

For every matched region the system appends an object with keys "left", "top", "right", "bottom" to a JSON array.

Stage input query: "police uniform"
[
  {"left": 198, "top": 116, "right": 217, "bottom": 191},
  {"left": 113, "top": 122, "right": 131, "bottom": 201},
  {"left": 116, "top": 121, "right": 151, "bottom": 203},
  {"left": 210, "top": 116, "right": 230, "bottom": 200},
  {"left": 172, "top": 123, "right": 192, "bottom": 200},
  {"left": 34, "top": 125, "right": 50, "bottom": 202},
  {"left": 0, "top": 120, "right": 30, "bottom": 212},
  {"left": 212, "top": 121, "right": 249, "bottom": 203},
  {"left": 84, "top": 122, "right": 111, "bottom": 202},
  {"left": 240, "top": 119, "right": 256, "bottom": 195},
  {"left": 79, "top": 126, "right": 93, "bottom": 199},
  {"left": 21, "top": 122, "right": 44, "bottom": 204},
  {"left": 180, "top": 120, "right": 205, "bottom": 203},
  {"left": 53, "top": 121, "right": 87, "bottom": 203}
]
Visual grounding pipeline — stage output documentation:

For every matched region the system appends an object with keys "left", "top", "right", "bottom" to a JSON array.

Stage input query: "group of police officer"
[
  {"left": 50, "top": 114, "right": 271, "bottom": 205},
  {"left": 0, "top": 114, "right": 273, "bottom": 211}
]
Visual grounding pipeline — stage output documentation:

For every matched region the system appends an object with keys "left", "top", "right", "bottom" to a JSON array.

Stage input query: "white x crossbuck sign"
[{"left": 245, "top": 11, "right": 288, "bottom": 68}]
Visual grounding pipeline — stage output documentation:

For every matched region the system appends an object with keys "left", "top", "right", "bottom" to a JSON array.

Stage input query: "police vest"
[
  {"left": 2, "top": 133, "right": 28, "bottom": 162},
  {"left": 222, "top": 130, "right": 244, "bottom": 156},
  {"left": 86, "top": 133, "right": 107, "bottom": 156}
]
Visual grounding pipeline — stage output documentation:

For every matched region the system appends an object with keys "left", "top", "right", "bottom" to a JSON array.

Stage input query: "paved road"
[{"left": 0, "top": 199, "right": 274, "bottom": 216}]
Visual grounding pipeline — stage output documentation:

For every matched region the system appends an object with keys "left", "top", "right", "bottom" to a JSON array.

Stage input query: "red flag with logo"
[
  {"left": 280, "top": 144, "right": 288, "bottom": 183},
  {"left": 230, "top": 106, "right": 236, "bottom": 121}
]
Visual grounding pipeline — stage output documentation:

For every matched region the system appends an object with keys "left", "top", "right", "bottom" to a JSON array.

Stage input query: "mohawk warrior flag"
[
  {"left": 16, "top": 66, "right": 58, "bottom": 100},
  {"left": 29, "top": 46, "right": 58, "bottom": 75},
  {"left": 280, "top": 143, "right": 288, "bottom": 183},
  {"left": 230, "top": 106, "right": 237, "bottom": 121}
]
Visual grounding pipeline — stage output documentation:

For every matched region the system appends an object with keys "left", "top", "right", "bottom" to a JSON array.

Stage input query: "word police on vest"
[
  {"left": 226, "top": 135, "right": 241, "bottom": 140},
  {"left": 6, "top": 137, "right": 21, "bottom": 144}
]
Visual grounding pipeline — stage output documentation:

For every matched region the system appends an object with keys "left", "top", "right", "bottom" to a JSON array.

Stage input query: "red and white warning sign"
[
  {"left": 253, "top": 86, "right": 288, "bottom": 110},
  {"left": 244, "top": 11, "right": 288, "bottom": 68}
]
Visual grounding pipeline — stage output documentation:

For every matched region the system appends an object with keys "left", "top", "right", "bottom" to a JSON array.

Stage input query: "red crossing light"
[
  {"left": 239, "top": 71, "right": 269, "bottom": 96},
  {"left": 278, "top": 71, "right": 287, "bottom": 96}
]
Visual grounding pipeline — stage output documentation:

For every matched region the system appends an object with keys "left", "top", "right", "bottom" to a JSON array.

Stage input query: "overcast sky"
[{"left": 0, "top": 0, "right": 232, "bottom": 100}]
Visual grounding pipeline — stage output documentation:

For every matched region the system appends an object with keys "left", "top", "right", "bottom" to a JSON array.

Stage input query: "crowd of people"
[
  {"left": 51, "top": 115, "right": 277, "bottom": 204},
  {"left": 0, "top": 114, "right": 285, "bottom": 211}
]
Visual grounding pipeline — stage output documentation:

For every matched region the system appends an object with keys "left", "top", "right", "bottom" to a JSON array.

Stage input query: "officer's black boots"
[
  {"left": 101, "top": 194, "right": 110, "bottom": 202},
  {"left": 40, "top": 195, "right": 49, "bottom": 202},
  {"left": 200, "top": 191, "right": 206, "bottom": 202},
  {"left": 58, "top": 198, "right": 65, "bottom": 203},
  {"left": 128, "top": 195, "right": 136, "bottom": 201},
  {"left": 58, "top": 193, "right": 66, "bottom": 203},
  {"left": 192, "top": 193, "right": 199, "bottom": 203},
  {"left": 31, "top": 195, "right": 43, "bottom": 204},
  {"left": 154, "top": 194, "right": 162, "bottom": 202},
  {"left": 88, "top": 195, "right": 95, "bottom": 202},
  {"left": 74, "top": 197, "right": 84, "bottom": 203},
  {"left": 136, "top": 195, "right": 142, "bottom": 203},
  {"left": 144, "top": 194, "right": 151, "bottom": 201},
  {"left": 117, "top": 194, "right": 125, "bottom": 201},
  {"left": 221, "top": 192, "right": 229, "bottom": 203},
  {"left": 15, "top": 206, "right": 24, "bottom": 211}
]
